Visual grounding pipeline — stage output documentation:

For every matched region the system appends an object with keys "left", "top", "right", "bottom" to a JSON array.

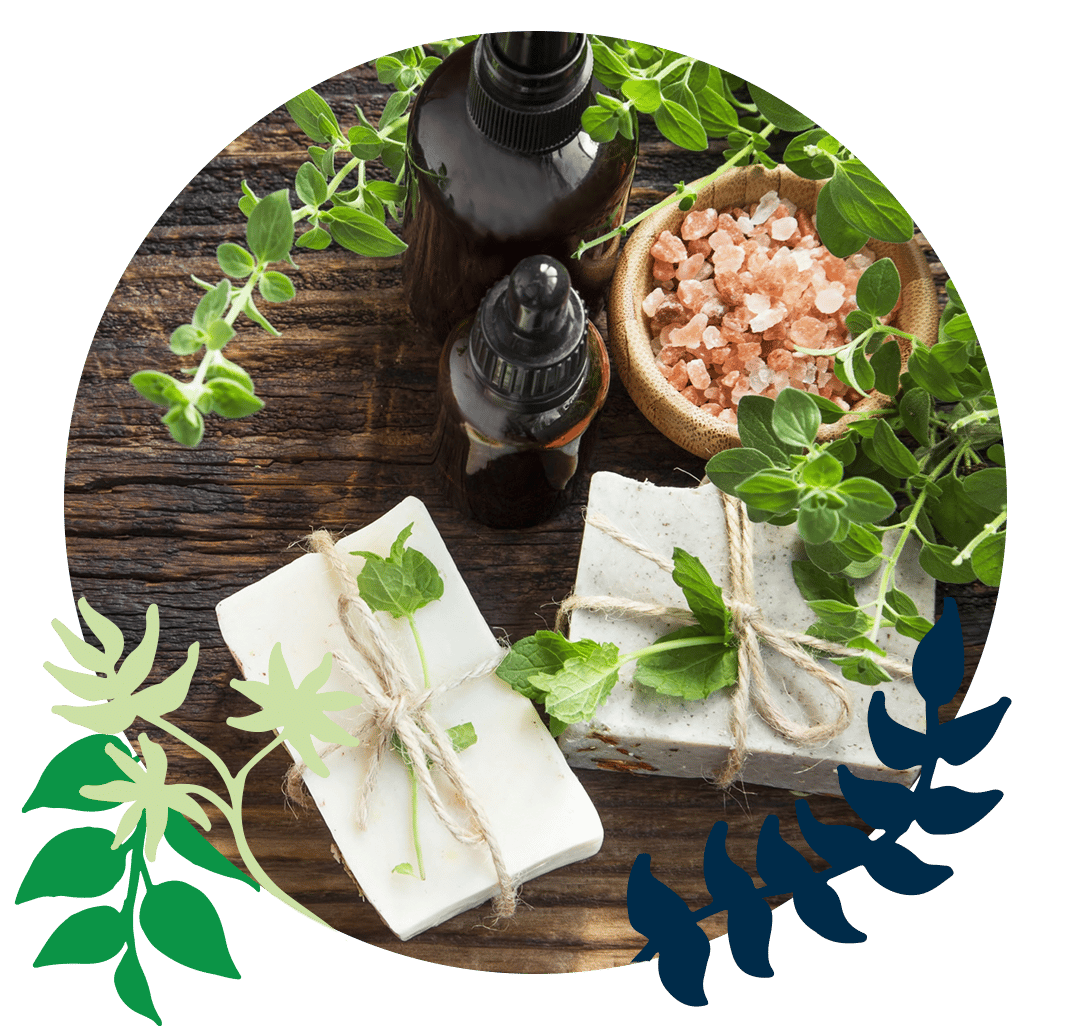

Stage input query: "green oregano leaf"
[
  {"left": 246, "top": 189, "right": 294, "bottom": 265},
  {"left": 815, "top": 184, "right": 870, "bottom": 257},
  {"left": 855, "top": 257, "right": 901, "bottom": 318},
  {"left": 286, "top": 89, "right": 341, "bottom": 143},
  {"left": 747, "top": 82, "right": 814, "bottom": 132},
  {"left": 216, "top": 242, "right": 255, "bottom": 279},
  {"left": 826, "top": 159, "right": 914, "bottom": 243}
]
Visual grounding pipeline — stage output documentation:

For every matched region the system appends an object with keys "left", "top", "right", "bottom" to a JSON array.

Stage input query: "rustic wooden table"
[{"left": 63, "top": 56, "right": 998, "bottom": 974}]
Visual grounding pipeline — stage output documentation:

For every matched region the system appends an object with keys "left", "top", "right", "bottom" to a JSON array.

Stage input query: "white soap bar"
[
  {"left": 216, "top": 496, "right": 602, "bottom": 940},
  {"left": 558, "top": 472, "right": 933, "bottom": 794}
]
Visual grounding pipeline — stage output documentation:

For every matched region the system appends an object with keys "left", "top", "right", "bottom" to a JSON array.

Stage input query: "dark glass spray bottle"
[
  {"left": 434, "top": 254, "right": 609, "bottom": 528},
  {"left": 403, "top": 31, "right": 638, "bottom": 341}
]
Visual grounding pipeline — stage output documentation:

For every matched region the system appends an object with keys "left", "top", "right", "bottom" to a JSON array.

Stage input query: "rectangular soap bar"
[
  {"left": 216, "top": 496, "right": 603, "bottom": 940},
  {"left": 558, "top": 472, "right": 933, "bottom": 795}
]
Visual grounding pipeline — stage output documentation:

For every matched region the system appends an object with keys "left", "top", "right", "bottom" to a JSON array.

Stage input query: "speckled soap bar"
[
  {"left": 558, "top": 472, "right": 933, "bottom": 794},
  {"left": 216, "top": 496, "right": 603, "bottom": 940}
]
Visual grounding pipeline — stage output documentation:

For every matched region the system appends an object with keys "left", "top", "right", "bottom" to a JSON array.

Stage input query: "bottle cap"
[
  {"left": 467, "top": 32, "right": 592, "bottom": 153},
  {"left": 469, "top": 255, "right": 588, "bottom": 410}
]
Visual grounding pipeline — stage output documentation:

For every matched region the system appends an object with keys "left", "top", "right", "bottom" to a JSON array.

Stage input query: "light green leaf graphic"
[
  {"left": 228, "top": 645, "right": 359, "bottom": 778},
  {"left": 139, "top": 880, "right": 241, "bottom": 979},
  {"left": 80, "top": 735, "right": 211, "bottom": 862}
]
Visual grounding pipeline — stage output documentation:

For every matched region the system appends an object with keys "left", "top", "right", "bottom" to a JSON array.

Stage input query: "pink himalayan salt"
[
  {"left": 686, "top": 358, "right": 711, "bottom": 390},
  {"left": 770, "top": 216, "right": 798, "bottom": 241},
  {"left": 651, "top": 230, "right": 688, "bottom": 263},
  {"left": 680, "top": 207, "right": 718, "bottom": 239},
  {"left": 668, "top": 313, "right": 708, "bottom": 348},
  {"left": 642, "top": 287, "right": 666, "bottom": 318},
  {"left": 653, "top": 259, "right": 676, "bottom": 282}
]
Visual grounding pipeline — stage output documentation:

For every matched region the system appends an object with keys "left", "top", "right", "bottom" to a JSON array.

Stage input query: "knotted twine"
[
  {"left": 555, "top": 491, "right": 912, "bottom": 788},
  {"left": 285, "top": 529, "right": 517, "bottom": 920}
]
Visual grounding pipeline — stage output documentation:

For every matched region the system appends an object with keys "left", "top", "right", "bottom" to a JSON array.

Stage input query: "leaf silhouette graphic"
[
  {"left": 837, "top": 765, "right": 916, "bottom": 832},
  {"left": 912, "top": 597, "right": 964, "bottom": 707},
  {"left": 704, "top": 822, "right": 773, "bottom": 977},
  {"left": 795, "top": 800, "right": 871, "bottom": 869},
  {"left": 936, "top": 697, "right": 1011, "bottom": 766},
  {"left": 862, "top": 840, "right": 953, "bottom": 895},
  {"left": 22, "top": 735, "right": 135, "bottom": 813},
  {"left": 914, "top": 784, "right": 1003, "bottom": 835},
  {"left": 756, "top": 815, "right": 865, "bottom": 944},
  {"left": 867, "top": 691, "right": 929, "bottom": 770},
  {"left": 627, "top": 854, "right": 710, "bottom": 1006},
  {"left": 139, "top": 880, "right": 240, "bottom": 979}
]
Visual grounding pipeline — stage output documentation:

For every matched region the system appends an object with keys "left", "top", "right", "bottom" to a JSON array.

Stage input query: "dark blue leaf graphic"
[
  {"left": 862, "top": 840, "right": 953, "bottom": 895},
  {"left": 936, "top": 696, "right": 1011, "bottom": 766},
  {"left": 867, "top": 691, "right": 929, "bottom": 770},
  {"left": 628, "top": 854, "right": 709, "bottom": 1006},
  {"left": 914, "top": 785, "right": 1003, "bottom": 835},
  {"left": 704, "top": 822, "right": 773, "bottom": 977},
  {"left": 757, "top": 816, "right": 865, "bottom": 944},
  {"left": 836, "top": 765, "right": 915, "bottom": 832},
  {"left": 795, "top": 800, "right": 871, "bottom": 869},
  {"left": 912, "top": 597, "right": 964, "bottom": 707}
]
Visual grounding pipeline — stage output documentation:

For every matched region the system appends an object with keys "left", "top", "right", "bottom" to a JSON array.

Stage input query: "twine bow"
[
  {"left": 289, "top": 530, "right": 516, "bottom": 920},
  {"left": 556, "top": 491, "right": 912, "bottom": 788}
]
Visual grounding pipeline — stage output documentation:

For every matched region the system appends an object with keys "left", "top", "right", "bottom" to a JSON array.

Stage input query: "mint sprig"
[{"left": 497, "top": 549, "right": 738, "bottom": 733}]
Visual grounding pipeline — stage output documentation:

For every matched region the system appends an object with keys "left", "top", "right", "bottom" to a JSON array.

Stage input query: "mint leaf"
[
  {"left": 496, "top": 630, "right": 577, "bottom": 701},
  {"left": 530, "top": 641, "right": 620, "bottom": 725},
  {"left": 634, "top": 627, "right": 737, "bottom": 700},
  {"left": 351, "top": 523, "right": 444, "bottom": 620},
  {"left": 671, "top": 549, "right": 730, "bottom": 640}
]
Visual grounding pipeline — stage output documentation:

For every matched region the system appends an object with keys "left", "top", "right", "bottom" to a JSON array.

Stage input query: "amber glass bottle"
[
  {"left": 403, "top": 32, "right": 637, "bottom": 341},
  {"left": 435, "top": 255, "right": 610, "bottom": 529}
]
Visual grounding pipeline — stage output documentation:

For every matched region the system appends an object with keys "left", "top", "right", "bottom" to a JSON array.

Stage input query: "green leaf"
[
  {"left": 836, "top": 521, "right": 884, "bottom": 563},
  {"left": 909, "top": 345, "right": 964, "bottom": 401},
  {"left": 783, "top": 129, "right": 837, "bottom": 179},
  {"left": 34, "top": 905, "right": 125, "bottom": 966},
  {"left": 653, "top": 96, "right": 707, "bottom": 150},
  {"left": 114, "top": 947, "right": 161, "bottom": 1025},
  {"left": 734, "top": 471, "right": 801, "bottom": 515},
  {"left": 634, "top": 626, "right": 737, "bottom": 699},
  {"left": 258, "top": 270, "right": 296, "bottom": 303},
  {"left": 771, "top": 387, "right": 821, "bottom": 449},
  {"left": 323, "top": 207, "right": 406, "bottom": 257},
  {"left": 671, "top": 549, "right": 730, "bottom": 639},
  {"left": 246, "top": 189, "right": 294, "bottom": 265},
  {"left": 203, "top": 352, "right": 254, "bottom": 393},
  {"left": 736, "top": 394, "right": 790, "bottom": 463},
  {"left": 621, "top": 76, "right": 662, "bottom": 113},
  {"left": 23, "top": 735, "right": 135, "bottom": 813},
  {"left": 941, "top": 311, "right": 977, "bottom": 344},
  {"left": 16, "top": 827, "right": 128, "bottom": 903},
  {"left": 826, "top": 160, "right": 914, "bottom": 243},
  {"left": 833, "top": 654, "right": 891, "bottom": 686},
  {"left": 793, "top": 560, "right": 857, "bottom": 607},
  {"left": 203, "top": 319, "right": 235, "bottom": 351},
  {"left": 704, "top": 447, "right": 773, "bottom": 496},
  {"left": 747, "top": 82, "right": 813, "bottom": 131},
  {"left": 898, "top": 386, "right": 933, "bottom": 446},
  {"left": 835, "top": 477, "right": 896, "bottom": 524},
  {"left": 237, "top": 180, "right": 258, "bottom": 217},
  {"left": 393, "top": 862, "right": 416, "bottom": 876},
  {"left": 856, "top": 257, "right": 901, "bottom": 318},
  {"left": 815, "top": 184, "right": 870, "bottom": 258},
  {"left": 800, "top": 452, "right": 843, "bottom": 489},
  {"left": 870, "top": 419, "right": 919, "bottom": 478},
  {"left": 796, "top": 496, "right": 848, "bottom": 544},
  {"left": 870, "top": 338, "right": 902, "bottom": 397},
  {"left": 918, "top": 542, "right": 976, "bottom": 583},
  {"left": 192, "top": 279, "right": 231, "bottom": 331},
  {"left": 242, "top": 296, "right": 280, "bottom": 336},
  {"left": 530, "top": 642, "right": 620, "bottom": 725},
  {"left": 204, "top": 379, "right": 265, "bottom": 420},
  {"left": 350, "top": 524, "right": 444, "bottom": 621},
  {"left": 961, "top": 468, "right": 1006, "bottom": 512},
  {"left": 971, "top": 533, "right": 1004, "bottom": 587},
  {"left": 446, "top": 721, "right": 478, "bottom": 753},
  {"left": 926, "top": 473, "right": 988, "bottom": 549},
  {"left": 139, "top": 880, "right": 240, "bottom": 979},
  {"left": 162, "top": 810, "right": 259, "bottom": 890},
  {"left": 216, "top": 242, "right": 255, "bottom": 279},
  {"left": 131, "top": 370, "right": 186, "bottom": 407},
  {"left": 295, "top": 162, "right": 329, "bottom": 208},
  {"left": 286, "top": 89, "right": 341, "bottom": 143},
  {"left": 296, "top": 225, "right": 332, "bottom": 250},
  {"left": 379, "top": 89, "right": 410, "bottom": 129},
  {"left": 169, "top": 324, "right": 203, "bottom": 356},
  {"left": 496, "top": 630, "right": 578, "bottom": 701}
]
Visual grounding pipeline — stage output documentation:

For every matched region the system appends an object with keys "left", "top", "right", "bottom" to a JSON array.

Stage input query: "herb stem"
[
  {"left": 621, "top": 635, "right": 726, "bottom": 665},
  {"left": 951, "top": 508, "right": 1007, "bottom": 565},
  {"left": 407, "top": 760, "right": 426, "bottom": 880}
]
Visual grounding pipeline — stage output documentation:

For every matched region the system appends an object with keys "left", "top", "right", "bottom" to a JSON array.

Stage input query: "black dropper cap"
[
  {"left": 469, "top": 255, "right": 589, "bottom": 411},
  {"left": 467, "top": 31, "right": 592, "bottom": 153}
]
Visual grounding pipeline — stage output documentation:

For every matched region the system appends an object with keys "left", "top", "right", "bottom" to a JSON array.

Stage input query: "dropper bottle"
[
  {"left": 403, "top": 32, "right": 637, "bottom": 341},
  {"left": 434, "top": 254, "right": 610, "bottom": 528}
]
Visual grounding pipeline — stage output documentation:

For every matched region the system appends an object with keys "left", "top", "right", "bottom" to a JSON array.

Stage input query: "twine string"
[
  {"left": 287, "top": 529, "right": 516, "bottom": 919},
  {"left": 557, "top": 497, "right": 912, "bottom": 787}
]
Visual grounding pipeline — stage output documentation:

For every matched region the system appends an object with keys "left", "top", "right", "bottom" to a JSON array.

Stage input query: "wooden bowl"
[{"left": 607, "top": 164, "right": 939, "bottom": 459}]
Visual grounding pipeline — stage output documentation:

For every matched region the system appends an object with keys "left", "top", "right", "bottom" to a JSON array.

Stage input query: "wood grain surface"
[{"left": 62, "top": 55, "right": 998, "bottom": 974}]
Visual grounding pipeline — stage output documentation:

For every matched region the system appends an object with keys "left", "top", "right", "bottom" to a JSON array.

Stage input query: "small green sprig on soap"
[
  {"left": 351, "top": 523, "right": 477, "bottom": 879},
  {"left": 497, "top": 548, "right": 738, "bottom": 735}
]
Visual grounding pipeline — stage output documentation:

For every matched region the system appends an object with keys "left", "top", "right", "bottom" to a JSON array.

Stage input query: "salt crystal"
[
  {"left": 771, "top": 216, "right": 798, "bottom": 241},
  {"left": 686, "top": 358, "right": 712, "bottom": 389},
  {"left": 676, "top": 253, "right": 706, "bottom": 281},
  {"left": 680, "top": 207, "right": 718, "bottom": 240},
  {"left": 815, "top": 286, "right": 845, "bottom": 314},
  {"left": 752, "top": 191, "right": 780, "bottom": 225},
  {"left": 712, "top": 244, "right": 745, "bottom": 274},
  {"left": 792, "top": 250, "right": 813, "bottom": 272},
  {"left": 749, "top": 365, "right": 772, "bottom": 392},
  {"left": 651, "top": 230, "right": 688, "bottom": 263},
  {"left": 736, "top": 216, "right": 754, "bottom": 235},
  {"left": 642, "top": 287, "right": 666, "bottom": 318},
  {"left": 668, "top": 313, "right": 708, "bottom": 348},
  {"left": 744, "top": 292, "right": 771, "bottom": 314}
]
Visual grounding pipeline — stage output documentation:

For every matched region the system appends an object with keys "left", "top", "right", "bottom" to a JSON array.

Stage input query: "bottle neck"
[{"left": 466, "top": 33, "right": 592, "bottom": 153}]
